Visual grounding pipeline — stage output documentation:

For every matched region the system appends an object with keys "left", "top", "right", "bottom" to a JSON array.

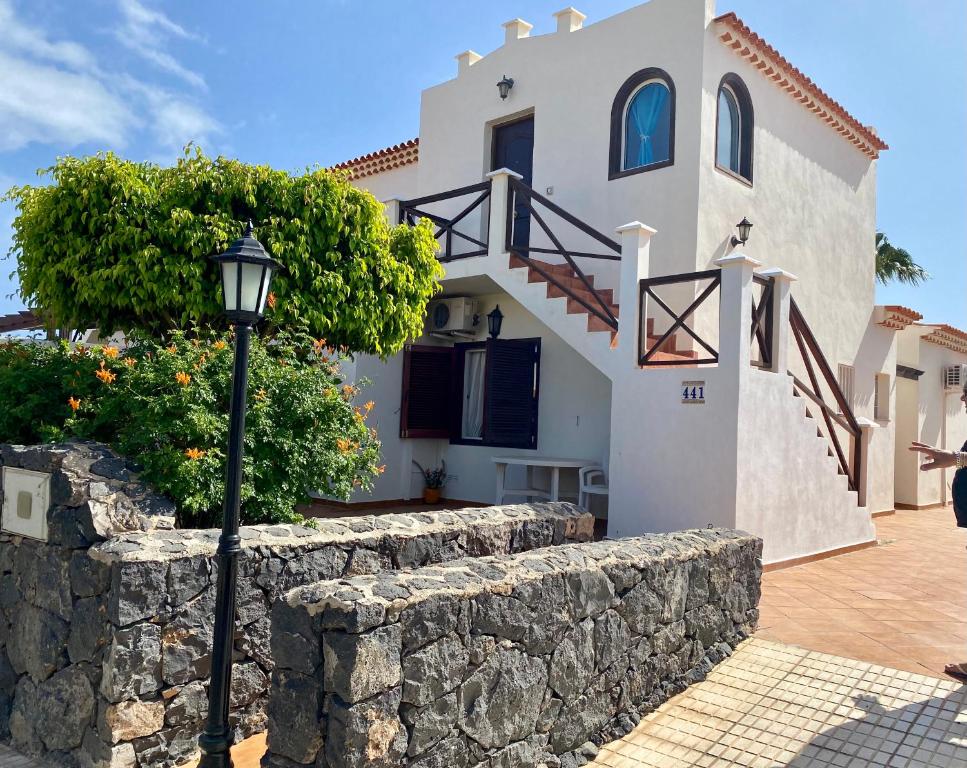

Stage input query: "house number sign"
[{"left": 681, "top": 380, "right": 706, "bottom": 404}]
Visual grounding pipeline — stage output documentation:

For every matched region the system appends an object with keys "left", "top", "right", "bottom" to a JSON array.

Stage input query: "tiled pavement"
[
  {"left": 592, "top": 638, "right": 967, "bottom": 768},
  {"left": 757, "top": 507, "right": 967, "bottom": 679}
]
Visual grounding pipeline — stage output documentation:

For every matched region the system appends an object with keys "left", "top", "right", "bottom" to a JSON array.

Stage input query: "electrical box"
[{"left": 1, "top": 467, "right": 50, "bottom": 541}]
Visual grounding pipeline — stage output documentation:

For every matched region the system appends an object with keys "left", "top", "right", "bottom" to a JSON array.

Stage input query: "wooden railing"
[
  {"left": 750, "top": 273, "right": 774, "bottom": 369},
  {"left": 638, "top": 270, "right": 721, "bottom": 366},
  {"left": 398, "top": 181, "right": 492, "bottom": 262},
  {"left": 788, "top": 297, "right": 861, "bottom": 492},
  {"left": 506, "top": 177, "right": 621, "bottom": 331}
]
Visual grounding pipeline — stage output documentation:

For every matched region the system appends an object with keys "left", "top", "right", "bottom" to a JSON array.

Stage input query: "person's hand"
[{"left": 909, "top": 441, "right": 958, "bottom": 471}]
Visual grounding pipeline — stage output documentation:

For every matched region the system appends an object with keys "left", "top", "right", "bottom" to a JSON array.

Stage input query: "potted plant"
[{"left": 413, "top": 460, "right": 448, "bottom": 503}]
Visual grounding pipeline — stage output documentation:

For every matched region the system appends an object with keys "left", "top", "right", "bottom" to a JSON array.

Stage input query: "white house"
[
  {"left": 891, "top": 312, "right": 967, "bottom": 510},
  {"left": 331, "top": 0, "right": 905, "bottom": 566}
]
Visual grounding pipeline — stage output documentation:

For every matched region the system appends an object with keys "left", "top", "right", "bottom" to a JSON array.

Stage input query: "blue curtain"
[{"left": 625, "top": 83, "right": 670, "bottom": 169}]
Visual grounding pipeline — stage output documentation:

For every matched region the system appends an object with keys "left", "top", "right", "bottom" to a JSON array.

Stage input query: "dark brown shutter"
[
  {"left": 483, "top": 338, "right": 541, "bottom": 448},
  {"left": 400, "top": 345, "right": 453, "bottom": 438}
]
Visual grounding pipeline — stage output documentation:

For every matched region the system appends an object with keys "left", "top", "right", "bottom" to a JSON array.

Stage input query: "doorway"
[{"left": 492, "top": 116, "right": 534, "bottom": 250}]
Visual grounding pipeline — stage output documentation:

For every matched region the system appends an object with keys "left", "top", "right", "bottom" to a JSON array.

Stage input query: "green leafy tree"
[
  {"left": 0, "top": 331, "right": 384, "bottom": 528},
  {"left": 5, "top": 148, "right": 441, "bottom": 356},
  {"left": 875, "top": 232, "right": 928, "bottom": 286}
]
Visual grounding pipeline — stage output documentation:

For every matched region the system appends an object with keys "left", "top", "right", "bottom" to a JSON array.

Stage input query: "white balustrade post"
[
  {"left": 853, "top": 417, "right": 876, "bottom": 508},
  {"left": 615, "top": 222, "right": 657, "bottom": 368},
  {"left": 757, "top": 267, "right": 798, "bottom": 374},
  {"left": 714, "top": 253, "right": 761, "bottom": 377},
  {"left": 485, "top": 168, "right": 523, "bottom": 260},
  {"left": 382, "top": 198, "right": 401, "bottom": 228}
]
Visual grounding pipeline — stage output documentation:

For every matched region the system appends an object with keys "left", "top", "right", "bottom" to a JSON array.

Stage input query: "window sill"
[
  {"left": 714, "top": 164, "right": 753, "bottom": 188},
  {"left": 609, "top": 158, "right": 675, "bottom": 181},
  {"left": 449, "top": 438, "right": 537, "bottom": 450}
]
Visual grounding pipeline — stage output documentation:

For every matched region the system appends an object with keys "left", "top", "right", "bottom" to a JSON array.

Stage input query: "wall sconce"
[
  {"left": 730, "top": 217, "right": 753, "bottom": 248},
  {"left": 487, "top": 305, "right": 504, "bottom": 339},
  {"left": 497, "top": 75, "right": 515, "bottom": 100}
]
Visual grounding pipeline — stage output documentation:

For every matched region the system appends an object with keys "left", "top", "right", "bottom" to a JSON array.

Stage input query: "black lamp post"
[
  {"left": 730, "top": 217, "right": 753, "bottom": 248},
  {"left": 198, "top": 222, "right": 279, "bottom": 768},
  {"left": 487, "top": 305, "right": 504, "bottom": 339}
]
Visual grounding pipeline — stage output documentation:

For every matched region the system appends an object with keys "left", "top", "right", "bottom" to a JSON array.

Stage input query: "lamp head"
[
  {"left": 731, "top": 217, "right": 753, "bottom": 248},
  {"left": 487, "top": 305, "right": 504, "bottom": 339},
  {"left": 211, "top": 221, "right": 281, "bottom": 325},
  {"left": 497, "top": 75, "right": 515, "bottom": 100}
]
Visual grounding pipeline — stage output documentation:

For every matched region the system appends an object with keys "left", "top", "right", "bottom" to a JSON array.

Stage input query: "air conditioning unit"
[
  {"left": 426, "top": 297, "right": 479, "bottom": 334},
  {"left": 944, "top": 364, "right": 967, "bottom": 391}
]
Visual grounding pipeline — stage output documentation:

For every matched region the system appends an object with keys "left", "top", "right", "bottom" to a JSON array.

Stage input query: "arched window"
[
  {"left": 609, "top": 68, "right": 676, "bottom": 179},
  {"left": 715, "top": 74, "right": 753, "bottom": 183}
]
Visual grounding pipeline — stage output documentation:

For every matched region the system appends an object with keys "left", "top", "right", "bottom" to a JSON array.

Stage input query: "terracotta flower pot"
[{"left": 423, "top": 487, "right": 442, "bottom": 504}]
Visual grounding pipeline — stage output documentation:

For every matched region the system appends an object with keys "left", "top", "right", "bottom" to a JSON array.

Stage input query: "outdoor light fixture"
[
  {"left": 487, "top": 305, "right": 504, "bottom": 339},
  {"left": 497, "top": 75, "right": 515, "bottom": 100},
  {"left": 731, "top": 217, "right": 753, "bottom": 248},
  {"left": 199, "top": 221, "right": 278, "bottom": 768},
  {"left": 210, "top": 221, "right": 280, "bottom": 324}
]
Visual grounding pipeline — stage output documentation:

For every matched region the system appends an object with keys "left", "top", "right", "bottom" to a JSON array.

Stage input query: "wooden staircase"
[{"left": 507, "top": 254, "right": 697, "bottom": 365}]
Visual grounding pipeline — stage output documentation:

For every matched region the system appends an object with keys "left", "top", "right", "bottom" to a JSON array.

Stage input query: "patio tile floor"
[{"left": 757, "top": 506, "right": 967, "bottom": 680}]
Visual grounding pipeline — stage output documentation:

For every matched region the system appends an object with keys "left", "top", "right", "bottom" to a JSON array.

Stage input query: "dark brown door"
[{"left": 492, "top": 116, "right": 534, "bottom": 249}]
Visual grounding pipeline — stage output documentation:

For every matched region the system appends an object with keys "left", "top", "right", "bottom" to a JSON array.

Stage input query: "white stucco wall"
[
  {"left": 695, "top": 20, "right": 877, "bottom": 371},
  {"left": 852, "top": 316, "right": 898, "bottom": 514},
  {"left": 345, "top": 290, "right": 612, "bottom": 505},
  {"left": 350, "top": 163, "right": 419, "bottom": 206},
  {"left": 416, "top": 0, "right": 712, "bottom": 295},
  {"left": 893, "top": 326, "right": 967, "bottom": 508}
]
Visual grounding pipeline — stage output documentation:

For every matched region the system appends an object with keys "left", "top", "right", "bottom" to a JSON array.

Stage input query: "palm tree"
[{"left": 875, "top": 232, "right": 929, "bottom": 285}]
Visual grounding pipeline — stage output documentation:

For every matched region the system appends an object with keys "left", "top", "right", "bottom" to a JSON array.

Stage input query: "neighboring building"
[
  {"left": 330, "top": 0, "right": 900, "bottom": 566},
  {"left": 893, "top": 314, "right": 967, "bottom": 510}
]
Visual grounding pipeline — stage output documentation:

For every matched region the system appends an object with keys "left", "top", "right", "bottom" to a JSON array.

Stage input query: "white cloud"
[
  {"left": 0, "top": 0, "right": 219, "bottom": 154},
  {"left": 115, "top": 0, "right": 207, "bottom": 91},
  {"left": 0, "top": 51, "right": 136, "bottom": 151},
  {"left": 0, "top": 1, "right": 97, "bottom": 71}
]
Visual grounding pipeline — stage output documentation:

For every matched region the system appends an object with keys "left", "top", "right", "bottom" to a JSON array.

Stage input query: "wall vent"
[{"left": 944, "top": 364, "right": 967, "bottom": 391}]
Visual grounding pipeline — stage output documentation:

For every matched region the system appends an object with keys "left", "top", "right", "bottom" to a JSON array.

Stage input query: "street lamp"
[{"left": 198, "top": 221, "right": 279, "bottom": 768}]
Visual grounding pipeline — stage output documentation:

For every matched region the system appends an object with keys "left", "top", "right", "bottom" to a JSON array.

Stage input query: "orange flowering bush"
[{"left": 0, "top": 329, "right": 381, "bottom": 527}]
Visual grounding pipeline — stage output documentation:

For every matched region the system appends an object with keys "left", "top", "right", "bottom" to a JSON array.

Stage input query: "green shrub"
[
  {"left": 0, "top": 331, "right": 382, "bottom": 528},
  {"left": 5, "top": 148, "right": 442, "bottom": 356}
]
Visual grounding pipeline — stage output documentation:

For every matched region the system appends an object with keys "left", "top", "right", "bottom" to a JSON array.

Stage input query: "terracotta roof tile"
[
  {"left": 919, "top": 323, "right": 967, "bottom": 355},
  {"left": 877, "top": 305, "right": 923, "bottom": 330},
  {"left": 333, "top": 138, "right": 419, "bottom": 181},
  {"left": 713, "top": 13, "right": 888, "bottom": 159}
]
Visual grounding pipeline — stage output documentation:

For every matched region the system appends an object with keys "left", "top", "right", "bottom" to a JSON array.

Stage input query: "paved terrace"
[{"left": 1, "top": 507, "right": 964, "bottom": 767}]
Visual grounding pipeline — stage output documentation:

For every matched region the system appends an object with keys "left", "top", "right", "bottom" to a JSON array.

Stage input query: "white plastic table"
[{"left": 491, "top": 456, "right": 597, "bottom": 504}]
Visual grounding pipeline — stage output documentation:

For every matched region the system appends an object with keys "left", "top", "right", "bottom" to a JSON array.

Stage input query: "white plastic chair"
[{"left": 578, "top": 465, "right": 608, "bottom": 514}]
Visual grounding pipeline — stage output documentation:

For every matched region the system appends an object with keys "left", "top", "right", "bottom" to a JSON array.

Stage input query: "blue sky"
[{"left": 1, "top": 0, "right": 964, "bottom": 326}]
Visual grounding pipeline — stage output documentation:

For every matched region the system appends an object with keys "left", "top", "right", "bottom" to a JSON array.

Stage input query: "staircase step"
[
  {"left": 509, "top": 254, "right": 584, "bottom": 280},
  {"left": 547, "top": 283, "right": 614, "bottom": 307}
]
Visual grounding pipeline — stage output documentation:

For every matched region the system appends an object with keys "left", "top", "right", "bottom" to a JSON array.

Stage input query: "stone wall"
[
  {"left": 0, "top": 442, "right": 594, "bottom": 768},
  {"left": 265, "top": 529, "right": 761, "bottom": 768},
  {"left": 0, "top": 442, "right": 177, "bottom": 767}
]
